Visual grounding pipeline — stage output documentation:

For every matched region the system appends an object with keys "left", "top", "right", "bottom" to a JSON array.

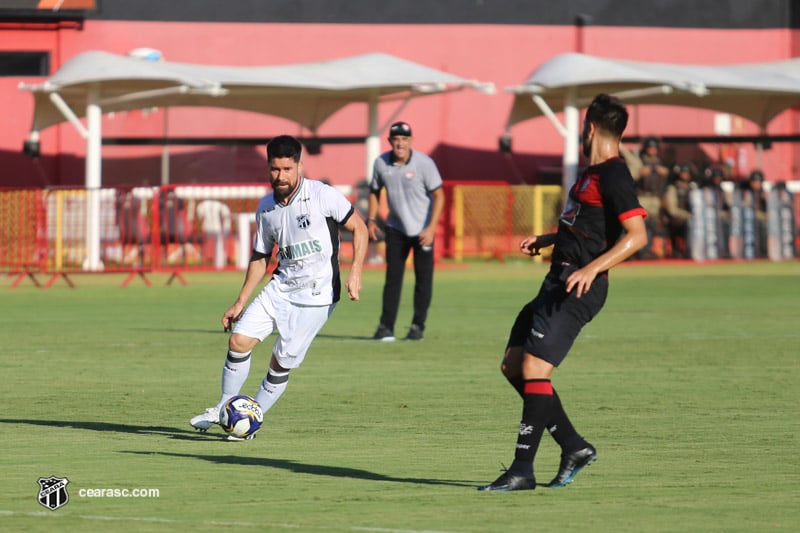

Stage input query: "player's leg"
[
  {"left": 501, "top": 300, "right": 537, "bottom": 396},
  {"left": 255, "top": 302, "right": 333, "bottom": 413},
  {"left": 190, "top": 290, "right": 274, "bottom": 431},
  {"left": 479, "top": 354, "right": 553, "bottom": 492},
  {"left": 546, "top": 388, "right": 597, "bottom": 488},
  {"left": 407, "top": 240, "right": 434, "bottom": 339},
  {"left": 541, "top": 277, "right": 607, "bottom": 487},
  {"left": 375, "top": 228, "right": 411, "bottom": 339},
  {"left": 480, "top": 277, "right": 592, "bottom": 491}
]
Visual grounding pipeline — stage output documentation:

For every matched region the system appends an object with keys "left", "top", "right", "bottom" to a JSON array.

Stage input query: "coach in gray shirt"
[{"left": 367, "top": 121, "right": 445, "bottom": 342}]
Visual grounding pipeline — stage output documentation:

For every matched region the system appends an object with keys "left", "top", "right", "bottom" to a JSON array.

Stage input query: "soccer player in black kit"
[{"left": 479, "top": 94, "right": 648, "bottom": 492}]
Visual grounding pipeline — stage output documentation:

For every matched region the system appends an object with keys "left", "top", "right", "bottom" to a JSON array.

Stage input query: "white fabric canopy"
[
  {"left": 506, "top": 52, "right": 800, "bottom": 130},
  {"left": 504, "top": 52, "right": 800, "bottom": 194},
  {"left": 23, "top": 50, "right": 492, "bottom": 133},
  {"left": 19, "top": 50, "right": 492, "bottom": 271}
]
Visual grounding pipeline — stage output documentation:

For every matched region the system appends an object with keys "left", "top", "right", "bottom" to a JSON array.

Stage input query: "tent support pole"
[
  {"left": 563, "top": 88, "right": 580, "bottom": 193},
  {"left": 366, "top": 94, "right": 380, "bottom": 182},
  {"left": 84, "top": 85, "right": 103, "bottom": 271},
  {"left": 49, "top": 92, "right": 89, "bottom": 138}
]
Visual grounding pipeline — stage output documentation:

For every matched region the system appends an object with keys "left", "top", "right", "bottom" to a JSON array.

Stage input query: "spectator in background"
[
  {"left": 662, "top": 163, "right": 696, "bottom": 258},
  {"left": 368, "top": 121, "right": 445, "bottom": 342},
  {"left": 702, "top": 166, "right": 731, "bottom": 258},
  {"left": 743, "top": 169, "right": 768, "bottom": 256},
  {"left": 702, "top": 166, "right": 730, "bottom": 212},
  {"left": 744, "top": 169, "right": 768, "bottom": 215},
  {"left": 196, "top": 199, "right": 232, "bottom": 269},
  {"left": 633, "top": 137, "right": 670, "bottom": 258}
]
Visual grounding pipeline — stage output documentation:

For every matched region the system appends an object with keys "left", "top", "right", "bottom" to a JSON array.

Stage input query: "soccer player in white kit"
[{"left": 191, "top": 135, "right": 368, "bottom": 439}]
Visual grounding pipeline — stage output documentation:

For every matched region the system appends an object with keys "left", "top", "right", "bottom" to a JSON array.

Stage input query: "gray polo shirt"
[{"left": 370, "top": 150, "right": 443, "bottom": 237}]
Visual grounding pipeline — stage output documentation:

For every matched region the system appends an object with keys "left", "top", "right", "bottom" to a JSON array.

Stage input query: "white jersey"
[{"left": 253, "top": 178, "right": 355, "bottom": 306}]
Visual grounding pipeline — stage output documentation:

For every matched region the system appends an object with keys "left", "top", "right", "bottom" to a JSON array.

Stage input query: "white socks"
[
  {"left": 216, "top": 350, "right": 251, "bottom": 410},
  {"left": 255, "top": 368, "right": 290, "bottom": 414}
]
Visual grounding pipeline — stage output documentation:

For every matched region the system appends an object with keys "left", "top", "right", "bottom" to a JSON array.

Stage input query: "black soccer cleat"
[
  {"left": 546, "top": 444, "right": 597, "bottom": 488},
  {"left": 404, "top": 324, "right": 424, "bottom": 341},
  {"left": 372, "top": 324, "right": 395, "bottom": 342},
  {"left": 477, "top": 470, "right": 536, "bottom": 492}
]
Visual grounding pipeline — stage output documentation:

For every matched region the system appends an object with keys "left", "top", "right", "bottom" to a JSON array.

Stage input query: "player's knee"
[
  {"left": 229, "top": 333, "right": 257, "bottom": 353},
  {"left": 501, "top": 347, "right": 523, "bottom": 378}
]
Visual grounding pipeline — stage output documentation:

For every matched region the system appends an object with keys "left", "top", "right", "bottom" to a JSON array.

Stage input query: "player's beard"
[
  {"left": 581, "top": 127, "right": 592, "bottom": 159},
  {"left": 273, "top": 178, "right": 300, "bottom": 204}
]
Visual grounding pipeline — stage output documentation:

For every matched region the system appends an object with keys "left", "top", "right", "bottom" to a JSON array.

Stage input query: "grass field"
[{"left": 1, "top": 260, "right": 798, "bottom": 532}]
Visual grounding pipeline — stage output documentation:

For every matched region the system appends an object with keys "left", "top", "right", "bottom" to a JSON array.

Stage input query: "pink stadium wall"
[{"left": 1, "top": 21, "right": 799, "bottom": 188}]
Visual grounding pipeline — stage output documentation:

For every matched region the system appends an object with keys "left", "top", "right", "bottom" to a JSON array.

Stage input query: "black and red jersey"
[{"left": 551, "top": 157, "right": 646, "bottom": 272}]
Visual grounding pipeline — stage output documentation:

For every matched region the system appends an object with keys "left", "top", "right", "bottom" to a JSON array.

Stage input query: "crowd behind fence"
[{"left": 1, "top": 181, "right": 797, "bottom": 287}]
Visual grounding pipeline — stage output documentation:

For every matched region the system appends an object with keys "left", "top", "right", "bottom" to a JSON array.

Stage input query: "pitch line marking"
[{"left": 0, "top": 510, "right": 459, "bottom": 533}]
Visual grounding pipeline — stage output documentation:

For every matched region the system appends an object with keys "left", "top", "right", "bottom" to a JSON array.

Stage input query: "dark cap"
[
  {"left": 642, "top": 136, "right": 659, "bottom": 149},
  {"left": 749, "top": 170, "right": 764, "bottom": 182},
  {"left": 389, "top": 121, "right": 412, "bottom": 137},
  {"left": 705, "top": 167, "right": 724, "bottom": 181}
]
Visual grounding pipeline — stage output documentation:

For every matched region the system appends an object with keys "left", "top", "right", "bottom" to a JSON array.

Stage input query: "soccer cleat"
[
  {"left": 226, "top": 432, "right": 257, "bottom": 441},
  {"left": 477, "top": 470, "right": 536, "bottom": 492},
  {"left": 404, "top": 324, "right": 424, "bottom": 341},
  {"left": 547, "top": 444, "right": 597, "bottom": 488},
  {"left": 190, "top": 407, "right": 220, "bottom": 431},
  {"left": 372, "top": 324, "right": 395, "bottom": 342}
]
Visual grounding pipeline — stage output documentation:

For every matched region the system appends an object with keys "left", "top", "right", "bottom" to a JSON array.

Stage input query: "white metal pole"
[
  {"left": 365, "top": 94, "right": 381, "bottom": 183},
  {"left": 563, "top": 87, "right": 580, "bottom": 194},
  {"left": 84, "top": 86, "right": 103, "bottom": 271},
  {"left": 161, "top": 108, "right": 170, "bottom": 185}
]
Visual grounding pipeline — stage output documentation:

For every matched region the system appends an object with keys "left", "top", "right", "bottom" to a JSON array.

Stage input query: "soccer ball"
[{"left": 219, "top": 395, "right": 263, "bottom": 439}]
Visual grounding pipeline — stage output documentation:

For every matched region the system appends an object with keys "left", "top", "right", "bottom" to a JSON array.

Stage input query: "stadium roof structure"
[
  {"left": 504, "top": 52, "right": 800, "bottom": 189},
  {"left": 20, "top": 50, "right": 493, "bottom": 270}
]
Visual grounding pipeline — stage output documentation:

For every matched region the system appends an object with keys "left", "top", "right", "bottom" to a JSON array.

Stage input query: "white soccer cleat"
[{"left": 190, "top": 407, "right": 220, "bottom": 431}]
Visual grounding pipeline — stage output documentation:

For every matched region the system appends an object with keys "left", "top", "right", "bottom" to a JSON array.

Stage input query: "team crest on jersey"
[
  {"left": 560, "top": 198, "right": 581, "bottom": 226},
  {"left": 37, "top": 476, "right": 70, "bottom": 511},
  {"left": 296, "top": 214, "right": 311, "bottom": 229},
  {"left": 404, "top": 171, "right": 415, "bottom": 179}
]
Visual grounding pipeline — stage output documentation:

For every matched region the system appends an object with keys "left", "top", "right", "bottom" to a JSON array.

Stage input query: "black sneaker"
[
  {"left": 372, "top": 324, "right": 395, "bottom": 342},
  {"left": 478, "top": 470, "right": 536, "bottom": 492},
  {"left": 546, "top": 444, "right": 597, "bottom": 488},
  {"left": 404, "top": 324, "right": 424, "bottom": 341}
]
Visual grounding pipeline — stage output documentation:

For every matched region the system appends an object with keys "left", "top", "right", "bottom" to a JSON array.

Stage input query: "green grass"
[{"left": 1, "top": 260, "right": 799, "bottom": 532}]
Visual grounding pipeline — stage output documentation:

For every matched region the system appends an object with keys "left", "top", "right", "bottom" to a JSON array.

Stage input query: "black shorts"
[{"left": 507, "top": 272, "right": 608, "bottom": 367}]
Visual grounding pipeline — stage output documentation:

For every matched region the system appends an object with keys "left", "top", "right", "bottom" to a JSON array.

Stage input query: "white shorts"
[{"left": 233, "top": 282, "right": 335, "bottom": 369}]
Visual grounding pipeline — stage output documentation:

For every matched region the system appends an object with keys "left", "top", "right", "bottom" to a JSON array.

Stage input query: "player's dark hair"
[
  {"left": 585, "top": 94, "right": 628, "bottom": 138},
  {"left": 267, "top": 135, "right": 303, "bottom": 162}
]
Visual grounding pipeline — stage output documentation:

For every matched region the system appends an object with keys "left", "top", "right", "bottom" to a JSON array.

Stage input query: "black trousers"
[{"left": 379, "top": 226, "right": 434, "bottom": 331}]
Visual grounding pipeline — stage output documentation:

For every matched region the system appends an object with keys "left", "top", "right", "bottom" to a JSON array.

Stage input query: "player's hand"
[
  {"left": 345, "top": 272, "right": 362, "bottom": 301},
  {"left": 565, "top": 266, "right": 598, "bottom": 298},
  {"left": 222, "top": 302, "right": 244, "bottom": 332},
  {"left": 520, "top": 236, "right": 542, "bottom": 256},
  {"left": 366, "top": 219, "right": 382, "bottom": 241},
  {"left": 418, "top": 226, "right": 435, "bottom": 248}
]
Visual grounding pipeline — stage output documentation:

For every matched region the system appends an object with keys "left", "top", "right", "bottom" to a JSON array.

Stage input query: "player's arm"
[
  {"left": 366, "top": 189, "right": 382, "bottom": 241},
  {"left": 222, "top": 251, "right": 270, "bottom": 331},
  {"left": 565, "top": 214, "right": 647, "bottom": 298},
  {"left": 419, "top": 187, "right": 444, "bottom": 247},
  {"left": 341, "top": 211, "right": 368, "bottom": 301},
  {"left": 520, "top": 233, "right": 557, "bottom": 256}
]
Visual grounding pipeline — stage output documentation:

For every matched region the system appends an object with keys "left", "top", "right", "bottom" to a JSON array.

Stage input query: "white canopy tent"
[
  {"left": 505, "top": 53, "right": 800, "bottom": 191},
  {"left": 20, "top": 50, "right": 493, "bottom": 270}
]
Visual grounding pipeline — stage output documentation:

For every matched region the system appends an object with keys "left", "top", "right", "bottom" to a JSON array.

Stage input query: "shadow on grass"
[
  {"left": 315, "top": 333, "right": 381, "bottom": 341},
  {"left": 0, "top": 418, "right": 217, "bottom": 441},
  {"left": 122, "top": 450, "right": 476, "bottom": 487}
]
